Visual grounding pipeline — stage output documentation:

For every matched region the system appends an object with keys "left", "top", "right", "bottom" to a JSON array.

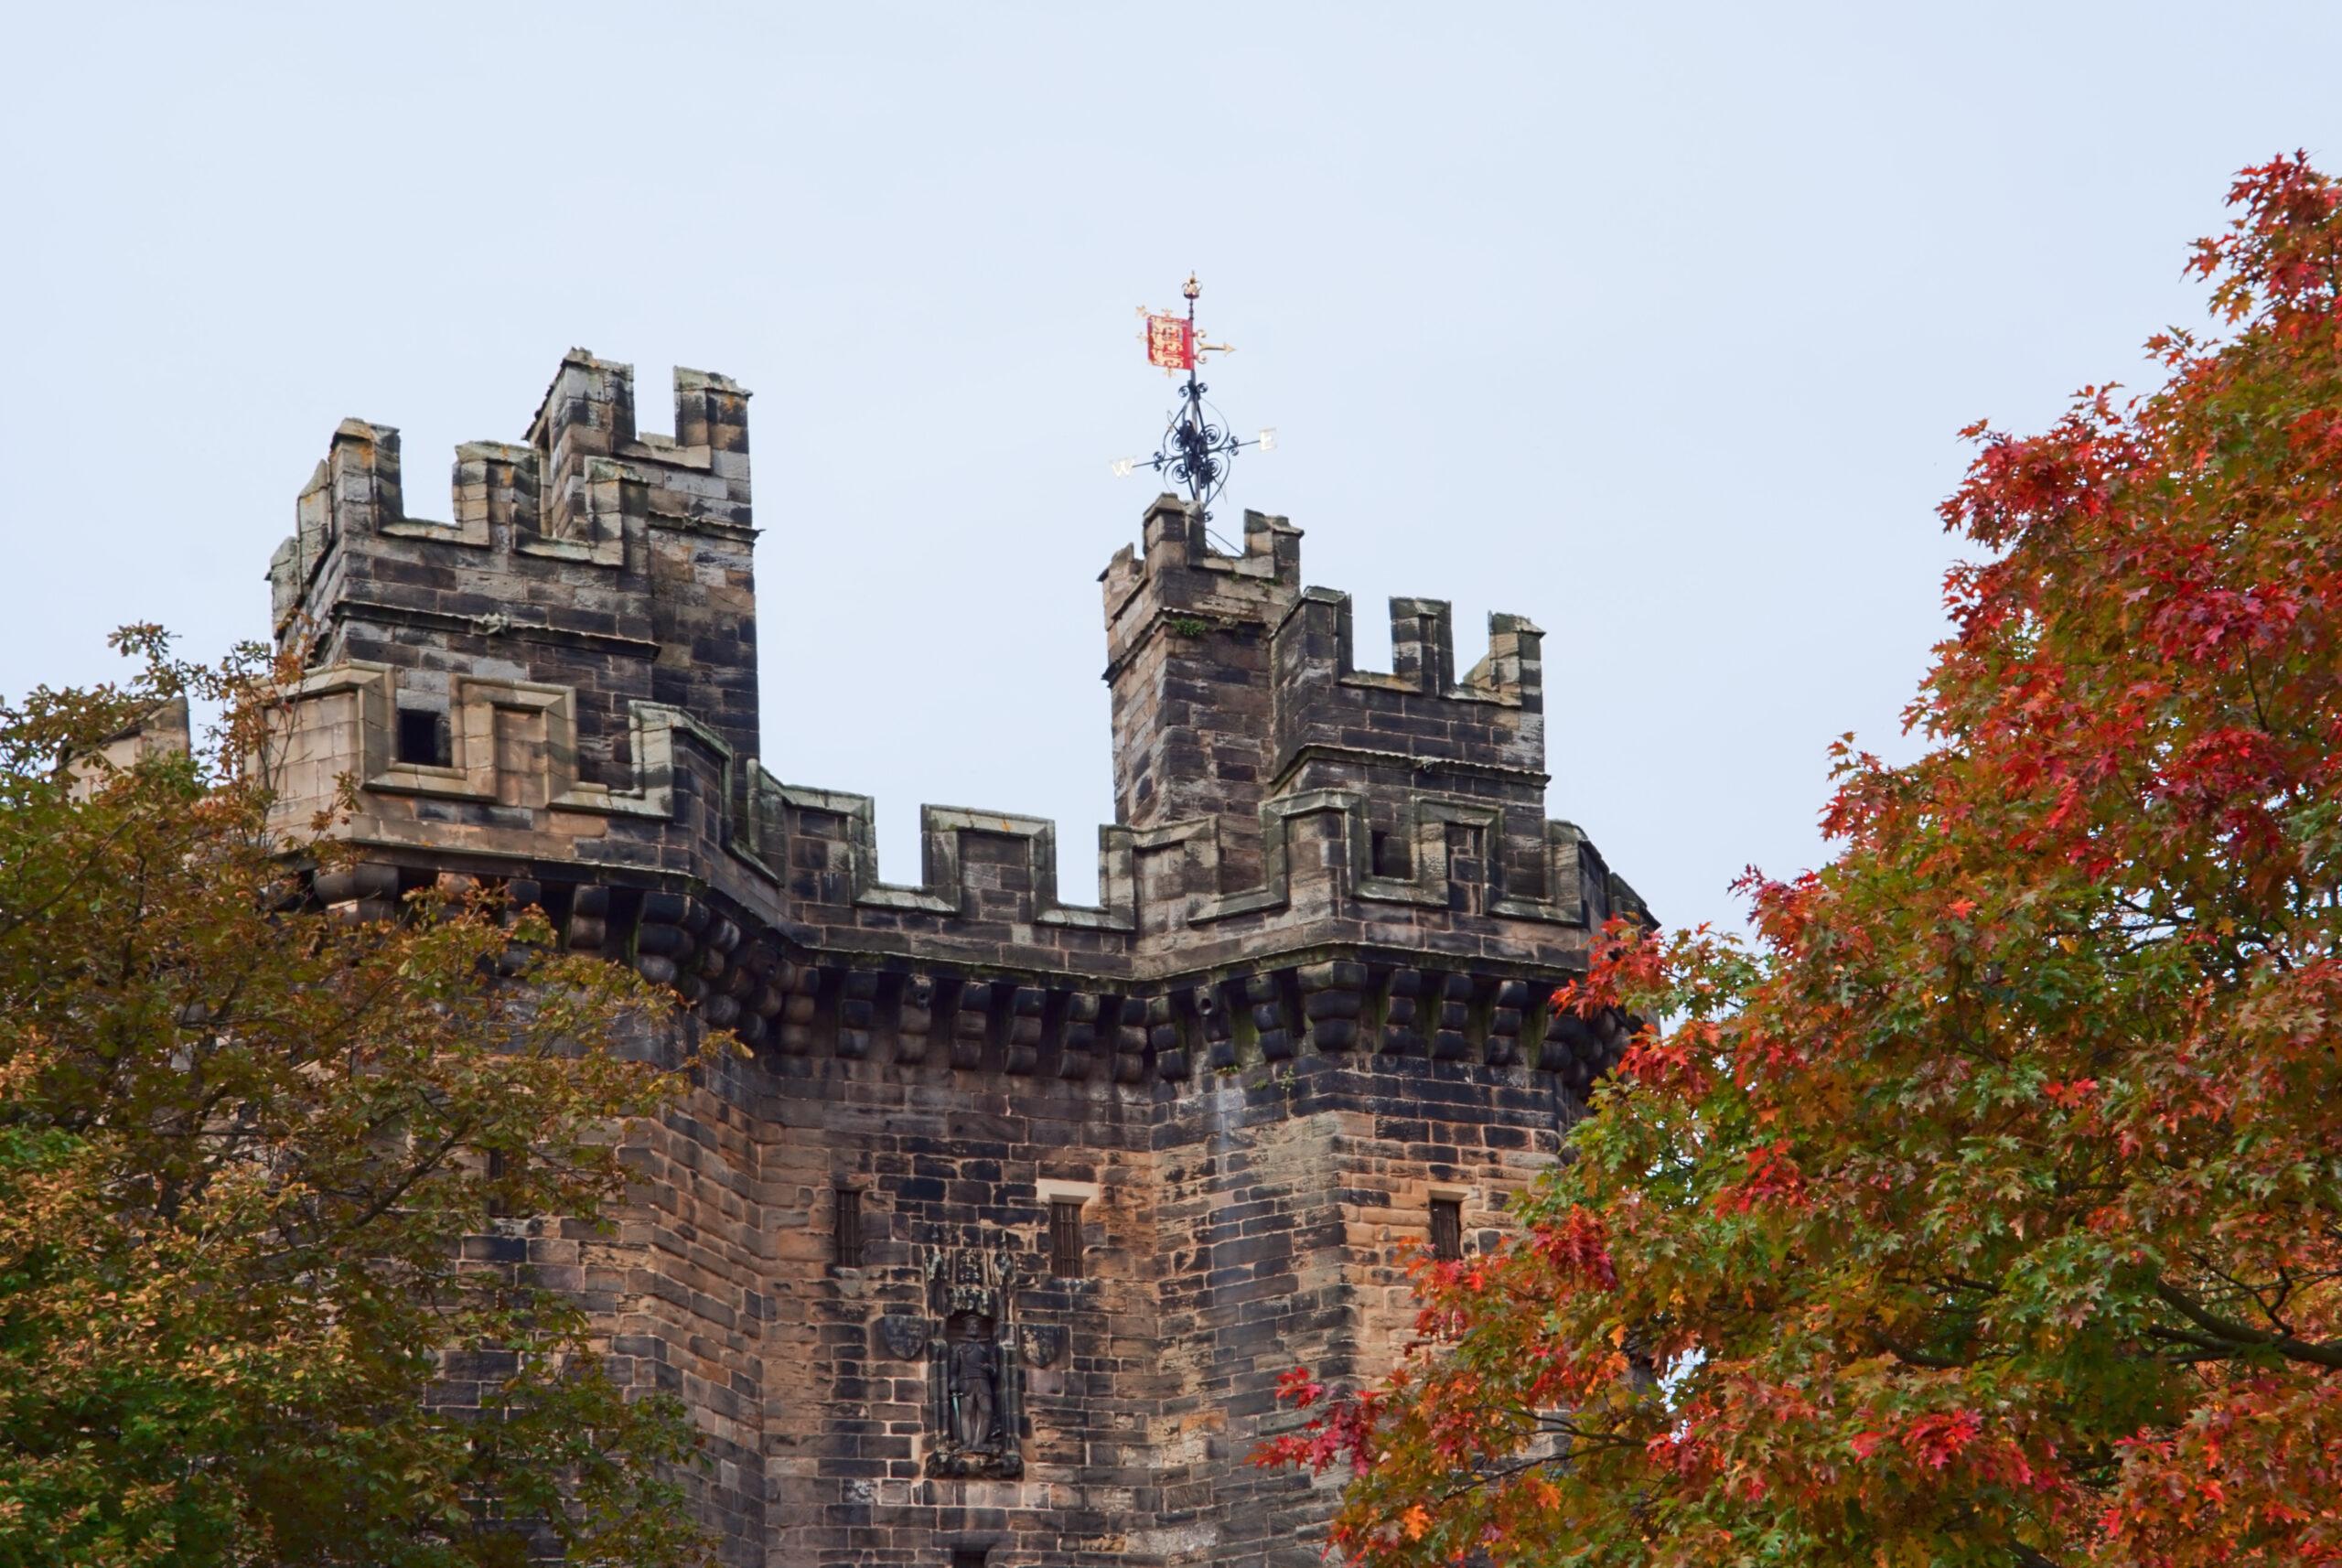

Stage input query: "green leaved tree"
[{"left": 0, "top": 634, "right": 714, "bottom": 1568}]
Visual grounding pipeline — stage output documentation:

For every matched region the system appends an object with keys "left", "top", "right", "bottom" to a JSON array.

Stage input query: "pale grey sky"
[{"left": 5, "top": 3, "right": 2338, "bottom": 934}]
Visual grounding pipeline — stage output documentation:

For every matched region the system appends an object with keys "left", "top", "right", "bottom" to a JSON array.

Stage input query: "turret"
[
  {"left": 1270, "top": 586, "right": 1550, "bottom": 909},
  {"left": 265, "top": 350, "right": 757, "bottom": 785},
  {"left": 1100, "top": 495, "right": 1302, "bottom": 888}
]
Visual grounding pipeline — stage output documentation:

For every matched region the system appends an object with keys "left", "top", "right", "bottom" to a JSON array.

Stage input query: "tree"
[
  {"left": 1261, "top": 156, "right": 2342, "bottom": 1567},
  {"left": 0, "top": 635, "right": 715, "bottom": 1568}
]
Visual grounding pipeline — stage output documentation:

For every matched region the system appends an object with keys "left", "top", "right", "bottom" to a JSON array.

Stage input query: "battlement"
[
  {"left": 231, "top": 352, "right": 1647, "bottom": 1068},
  {"left": 1099, "top": 497, "right": 1303, "bottom": 663},
  {"left": 1273, "top": 589, "right": 1542, "bottom": 776},
  {"left": 265, "top": 351, "right": 758, "bottom": 784},
  {"left": 271, "top": 353, "right": 750, "bottom": 620}
]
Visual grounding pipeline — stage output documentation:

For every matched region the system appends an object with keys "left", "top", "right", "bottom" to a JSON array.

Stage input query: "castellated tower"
[{"left": 241, "top": 352, "right": 1648, "bottom": 1568}]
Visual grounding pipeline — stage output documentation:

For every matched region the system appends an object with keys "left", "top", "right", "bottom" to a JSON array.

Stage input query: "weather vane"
[{"left": 1110, "top": 274, "right": 1274, "bottom": 525}]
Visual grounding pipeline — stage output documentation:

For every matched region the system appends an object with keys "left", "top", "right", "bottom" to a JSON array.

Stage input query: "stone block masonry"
[{"left": 220, "top": 352, "right": 1651, "bottom": 1566}]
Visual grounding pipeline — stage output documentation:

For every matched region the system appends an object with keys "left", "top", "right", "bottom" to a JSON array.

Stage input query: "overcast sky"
[{"left": 6, "top": 3, "right": 2340, "bottom": 934}]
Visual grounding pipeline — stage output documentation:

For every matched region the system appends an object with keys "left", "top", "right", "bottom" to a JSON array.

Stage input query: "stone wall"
[
  {"left": 223, "top": 353, "right": 1650, "bottom": 1566},
  {"left": 508, "top": 1035, "right": 1592, "bottom": 1566}
]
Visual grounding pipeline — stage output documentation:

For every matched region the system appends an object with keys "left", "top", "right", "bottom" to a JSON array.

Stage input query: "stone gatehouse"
[{"left": 241, "top": 350, "right": 1645, "bottom": 1566}]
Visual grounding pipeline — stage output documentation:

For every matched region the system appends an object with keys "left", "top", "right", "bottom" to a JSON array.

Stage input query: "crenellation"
[{"left": 125, "top": 351, "right": 1665, "bottom": 1565}]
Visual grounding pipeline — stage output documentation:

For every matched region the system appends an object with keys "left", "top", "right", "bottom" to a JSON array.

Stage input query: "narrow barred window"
[
  {"left": 834, "top": 1188, "right": 863, "bottom": 1268},
  {"left": 1429, "top": 1197, "right": 1464, "bottom": 1262},
  {"left": 485, "top": 1147, "right": 509, "bottom": 1219},
  {"left": 1049, "top": 1197, "right": 1085, "bottom": 1278}
]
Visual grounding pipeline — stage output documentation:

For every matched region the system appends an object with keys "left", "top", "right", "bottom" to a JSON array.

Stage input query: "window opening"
[
  {"left": 395, "top": 706, "right": 450, "bottom": 767},
  {"left": 485, "top": 1147, "right": 510, "bottom": 1219},
  {"left": 1429, "top": 1197, "right": 1464, "bottom": 1262},
  {"left": 1370, "top": 828, "right": 1409, "bottom": 878},
  {"left": 1049, "top": 1197, "right": 1085, "bottom": 1278},
  {"left": 834, "top": 1188, "right": 863, "bottom": 1268}
]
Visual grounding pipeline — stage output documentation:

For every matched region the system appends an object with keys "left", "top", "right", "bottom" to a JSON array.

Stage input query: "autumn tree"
[
  {"left": 0, "top": 636, "right": 714, "bottom": 1568},
  {"left": 1263, "top": 156, "right": 2342, "bottom": 1567}
]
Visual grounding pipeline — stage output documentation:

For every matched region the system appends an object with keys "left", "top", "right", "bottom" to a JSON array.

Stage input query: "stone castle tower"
[{"left": 251, "top": 352, "right": 1646, "bottom": 1566}]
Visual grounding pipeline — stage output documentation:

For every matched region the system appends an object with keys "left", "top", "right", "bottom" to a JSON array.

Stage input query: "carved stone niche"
[{"left": 921, "top": 1246, "right": 1026, "bottom": 1479}]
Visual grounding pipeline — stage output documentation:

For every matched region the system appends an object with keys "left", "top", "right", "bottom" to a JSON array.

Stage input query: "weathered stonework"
[{"left": 235, "top": 351, "right": 1648, "bottom": 1567}]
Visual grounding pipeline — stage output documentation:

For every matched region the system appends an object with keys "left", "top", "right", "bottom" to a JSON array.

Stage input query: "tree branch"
[
  {"left": 2154, "top": 1278, "right": 2342, "bottom": 1369},
  {"left": 1864, "top": 1326, "right": 1971, "bottom": 1369}
]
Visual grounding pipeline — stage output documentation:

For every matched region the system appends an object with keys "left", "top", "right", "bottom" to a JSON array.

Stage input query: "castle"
[{"left": 245, "top": 350, "right": 1646, "bottom": 1566}]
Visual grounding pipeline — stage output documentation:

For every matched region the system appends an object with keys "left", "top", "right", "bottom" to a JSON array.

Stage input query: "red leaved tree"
[{"left": 1261, "top": 156, "right": 2342, "bottom": 1567}]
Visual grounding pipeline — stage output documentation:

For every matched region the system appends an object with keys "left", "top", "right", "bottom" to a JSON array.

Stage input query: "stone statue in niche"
[
  {"left": 944, "top": 1312, "right": 1002, "bottom": 1450},
  {"left": 920, "top": 1243, "right": 1026, "bottom": 1478}
]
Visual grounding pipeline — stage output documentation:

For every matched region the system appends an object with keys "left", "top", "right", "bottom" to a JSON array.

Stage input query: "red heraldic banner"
[{"left": 1146, "top": 313, "right": 1194, "bottom": 371}]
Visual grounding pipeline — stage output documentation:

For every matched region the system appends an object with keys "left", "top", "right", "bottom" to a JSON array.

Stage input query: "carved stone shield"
[
  {"left": 1022, "top": 1324, "right": 1066, "bottom": 1369},
  {"left": 877, "top": 1313, "right": 928, "bottom": 1360}
]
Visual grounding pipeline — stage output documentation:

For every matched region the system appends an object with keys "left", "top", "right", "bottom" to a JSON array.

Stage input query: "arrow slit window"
[
  {"left": 1049, "top": 1198, "right": 1085, "bottom": 1279},
  {"left": 834, "top": 1188, "right": 863, "bottom": 1269}
]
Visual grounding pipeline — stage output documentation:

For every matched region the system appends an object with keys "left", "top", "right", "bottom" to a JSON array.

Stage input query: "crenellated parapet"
[
  {"left": 266, "top": 350, "right": 758, "bottom": 785},
  {"left": 231, "top": 352, "right": 1648, "bottom": 1099},
  {"left": 255, "top": 657, "right": 1641, "bottom": 972},
  {"left": 1271, "top": 588, "right": 1544, "bottom": 783}
]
